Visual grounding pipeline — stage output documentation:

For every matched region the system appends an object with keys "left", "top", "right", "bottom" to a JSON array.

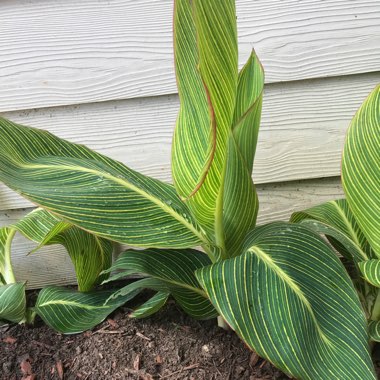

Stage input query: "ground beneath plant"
[{"left": 1, "top": 293, "right": 380, "bottom": 380}]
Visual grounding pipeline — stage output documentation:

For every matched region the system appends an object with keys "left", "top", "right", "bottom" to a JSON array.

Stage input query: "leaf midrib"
[{"left": 249, "top": 247, "right": 333, "bottom": 347}]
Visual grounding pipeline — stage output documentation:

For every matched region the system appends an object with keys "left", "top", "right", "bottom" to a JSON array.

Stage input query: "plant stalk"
[
  {"left": 370, "top": 289, "right": 380, "bottom": 321},
  {"left": 217, "top": 315, "right": 231, "bottom": 330}
]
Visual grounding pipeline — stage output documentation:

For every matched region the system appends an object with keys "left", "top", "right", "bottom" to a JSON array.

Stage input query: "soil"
[{"left": 1, "top": 291, "right": 380, "bottom": 380}]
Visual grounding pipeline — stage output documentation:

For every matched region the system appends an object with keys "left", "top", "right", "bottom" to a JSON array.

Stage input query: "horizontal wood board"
[
  {"left": 0, "top": 177, "right": 344, "bottom": 289},
  {"left": 0, "top": 72, "right": 378, "bottom": 211},
  {"left": 0, "top": 0, "right": 379, "bottom": 111}
]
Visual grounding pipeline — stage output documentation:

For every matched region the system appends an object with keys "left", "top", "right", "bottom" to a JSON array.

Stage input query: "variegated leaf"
[
  {"left": 104, "top": 248, "right": 217, "bottom": 320},
  {"left": 196, "top": 223, "right": 375, "bottom": 380},
  {"left": 0, "top": 118, "right": 206, "bottom": 250},
  {"left": 342, "top": 85, "right": 380, "bottom": 256}
]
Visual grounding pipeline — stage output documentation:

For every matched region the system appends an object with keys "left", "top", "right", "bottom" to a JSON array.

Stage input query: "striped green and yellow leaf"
[
  {"left": 104, "top": 248, "right": 217, "bottom": 319},
  {"left": 368, "top": 320, "right": 380, "bottom": 342},
  {"left": 34, "top": 286, "right": 139, "bottom": 334},
  {"left": 2, "top": 208, "right": 113, "bottom": 291},
  {"left": 0, "top": 118, "right": 206, "bottom": 250},
  {"left": 172, "top": 1, "right": 263, "bottom": 257},
  {"left": 131, "top": 291, "right": 170, "bottom": 319},
  {"left": 196, "top": 223, "right": 375, "bottom": 380},
  {"left": 358, "top": 260, "right": 380, "bottom": 288},
  {"left": 291, "top": 199, "right": 372, "bottom": 265},
  {"left": 342, "top": 85, "right": 380, "bottom": 256},
  {"left": 0, "top": 283, "right": 26, "bottom": 323},
  {"left": 0, "top": 227, "right": 16, "bottom": 285}
]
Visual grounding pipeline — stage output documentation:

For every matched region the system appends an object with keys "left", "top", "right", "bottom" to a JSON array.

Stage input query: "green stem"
[
  {"left": 217, "top": 315, "right": 231, "bottom": 330},
  {"left": 370, "top": 289, "right": 380, "bottom": 321},
  {"left": 23, "top": 308, "right": 37, "bottom": 325},
  {"left": 214, "top": 166, "right": 227, "bottom": 259}
]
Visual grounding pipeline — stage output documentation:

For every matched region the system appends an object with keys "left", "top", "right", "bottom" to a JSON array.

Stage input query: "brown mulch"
[
  {"left": 1, "top": 292, "right": 380, "bottom": 380},
  {"left": 0, "top": 294, "right": 288, "bottom": 380}
]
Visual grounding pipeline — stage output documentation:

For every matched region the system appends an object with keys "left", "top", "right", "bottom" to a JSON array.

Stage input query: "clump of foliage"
[
  {"left": 292, "top": 85, "right": 380, "bottom": 342},
  {"left": 0, "top": 1, "right": 377, "bottom": 379}
]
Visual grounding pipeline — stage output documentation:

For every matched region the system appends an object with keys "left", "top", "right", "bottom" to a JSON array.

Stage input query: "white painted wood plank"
[
  {"left": 0, "top": 0, "right": 379, "bottom": 111},
  {"left": 0, "top": 177, "right": 343, "bottom": 289},
  {"left": 0, "top": 73, "right": 377, "bottom": 211}
]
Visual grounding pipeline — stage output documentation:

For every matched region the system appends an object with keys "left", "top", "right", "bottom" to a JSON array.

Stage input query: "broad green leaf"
[
  {"left": 359, "top": 260, "right": 380, "bottom": 287},
  {"left": 0, "top": 228, "right": 16, "bottom": 284},
  {"left": 196, "top": 223, "right": 375, "bottom": 380},
  {"left": 35, "top": 286, "right": 139, "bottom": 334},
  {"left": 0, "top": 118, "right": 206, "bottom": 249},
  {"left": 342, "top": 85, "right": 380, "bottom": 256},
  {"left": 131, "top": 291, "right": 170, "bottom": 319},
  {"left": 0, "top": 283, "right": 26, "bottom": 323},
  {"left": 104, "top": 248, "right": 217, "bottom": 319},
  {"left": 368, "top": 320, "right": 380, "bottom": 342},
  {"left": 172, "top": 2, "right": 263, "bottom": 257}
]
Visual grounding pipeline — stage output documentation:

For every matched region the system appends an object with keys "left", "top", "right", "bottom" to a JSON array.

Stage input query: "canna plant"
[
  {"left": 0, "top": 1, "right": 376, "bottom": 378},
  {"left": 0, "top": 207, "right": 114, "bottom": 324},
  {"left": 291, "top": 85, "right": 380, "bottom": 342}
]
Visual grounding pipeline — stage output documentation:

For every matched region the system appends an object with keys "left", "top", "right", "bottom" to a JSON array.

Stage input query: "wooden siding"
[{"left": 0, "top": 0, "right": 379, "bottom": 111}]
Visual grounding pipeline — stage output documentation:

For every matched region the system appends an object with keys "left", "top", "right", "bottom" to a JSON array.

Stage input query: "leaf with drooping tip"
[{"left": 0, "top": 117, "right": 206, "bottom": 250}]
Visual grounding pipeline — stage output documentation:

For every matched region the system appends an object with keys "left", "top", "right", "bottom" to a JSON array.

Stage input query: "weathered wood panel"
[
  {"left": 1, "top": 73, "right": 378, "bottom": 211},
  {"left": 0, "top": 0, "right": 379, "bottom": 111},
  {"left": 0, "top": 177, "right": 343, "bottom": 289}
]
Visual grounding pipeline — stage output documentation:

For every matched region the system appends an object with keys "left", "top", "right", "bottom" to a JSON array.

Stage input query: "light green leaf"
[
  {"left": 196, "top": 223, "right": 375, "bottom": 380},
  {"left": 368, "top": 320, "right": 380, "bottom": 342},
  {"left": 34, "top": 286, "right": 138, "bottom": 334},
  {"left": 0, "top": 228, "right": 16, "bottom": 284},
  {"left": 172, "top": 2, "right": 263, "bottom": 257},
  {"left": 0, "top": 118, "right": 206, "bottom": 249},
  {"left": 342, "top": 85, "right": 380, "bottom": 256},
  {"left": 131, "top": 291, "right": 170, "bottom": 319},
  {"left": 105, "top": 248, "right": 217, "bottom": 320},
  {"left": 359, "top": 260, "right": 380, "bottom": 288},
  {"left": 0, "top": 283, "right": 26, "bottom": 323}
]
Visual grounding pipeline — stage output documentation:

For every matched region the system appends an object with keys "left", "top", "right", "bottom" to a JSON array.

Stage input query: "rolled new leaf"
[
  {"left": 196, "top": 223, "right": 375, "bottom": 380},
  {"left": 172, "top": 1, "right": 263, "bottom": 257},
  {"left": 0, "top": 283, "right": 26, "bottom": 323},
  {"left": 342, "top": 85, "right": 380, "bottom": 256},
  {"left": 104, "top": 248, "right": 217, "bottom": 319},
  {"left": 35, "top": 286, "right": 140, "bottom": 334},
  {"left": 0, "top": 118, "right": 206, "bottom": 250}
]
